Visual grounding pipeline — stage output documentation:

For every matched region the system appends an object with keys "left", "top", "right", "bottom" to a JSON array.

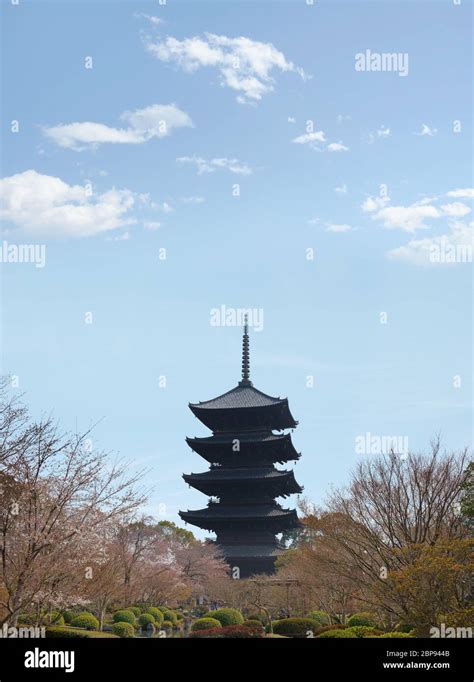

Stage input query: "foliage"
[
  {"left": 46, "top": 626, "right": 117, "bottom": 639},
  {"left": 157, "top": 607, "right": 177, "bottom": 624},
  {"left": 307, "top": 610, "right": 330, "bottom": 627},
  {"left": 138, "top": 613, "right": 155, "bottom": 627},
  {"left": 128, "top": 606, "right": 142, "bottom": 617},
  {"left": 190, "top": 625, "right": 263, "bottom": 638},
  {"left": 161, "top": 620, "right": 173, "bottom": 629},
  {"left": 112, "top": 622, "right": 135, "bottom": 638},
  {"left": 272, "top": 618, "right": 317, "bottom": 638},
  {"left": 347, "top": 612, "right": 379, "bottom": 628},
  {"left": 376, "top": 632, "right": 414, "bottom": 638},
  {"left": 346, "top": 626, "right": 383, "bottom": 638},
  {"left": 317, "top": 629, "right": 357, "bottom": 638},
  {"left": 314, "top": 624, "right": 348, "bottom": 635},
  {"left": 207, "top": 608, "right": 244, "bottom": 626},
  {"left": 242, "top": 619, "right": 264, "bottom": 629},
  {"left": 191, "top": 617, "right": 222, "bottom": 631},
  {"left": 144, "top": 607, "right": 163, "bottom": 624},
  {"left": 70, "top": 612, "right": 99, "bottom": 631},
  {"left": 113, "top": 610, "right": 137, "bottom": 625}
]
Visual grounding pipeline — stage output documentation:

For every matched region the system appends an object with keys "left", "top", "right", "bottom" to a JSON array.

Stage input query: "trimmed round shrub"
[
  {"left": 272, "top": 618, "right": 317, "bottom": 638},
  {"left": 128, "top": 606, "right": 142, "bottom": 617},
  {"left": 314, "top": 624, "right": 348, "bottom": 636},
  {"left": 191, "top": 617, "right": 222, "bottom": 632},
  {"left": 62, "top": 611, "right": 74, "bottom": 624},
  {"left": 112, "top": 622, "right": 135, "bottom": 638},
  {"left": 158, "top": 608, "right": 177, "bottom": 625},
  {"left": 207, "top": 608, "right": 244, "bottom": 627},
  {"left": 144, "top": 607, "right": 163, "bottom": 624},
  {"left": 346, "top": 626, "right": 382, "bottom": 638},
  {"left": 347, "top": 612, "right": 379, "bottom": 628},
  {"left": 246, "top": 612, "right": 266, "bottom": 624},
  {"left": 317, "top": 628, "right": 357, "bottom": 638},
  {"left": 113, "top": 610, "right": 136, "bottom": 626},
  {"left": 70, "top": 612, "right": 99, "bottom": 631},
  {"left": 161, "top": 620, "right": 173, "bottom": 629},
  {"left": 307, "top": 610, "right": 330, "bottom": 627},
  {"left": 138, "top": 613, "right": 155, "bottom": 628},
  {"left": 243, "top": 619, "right": 264, "bottom": 629},
  {"left": 377, "top": 632, "right": 414, "bottom": 638}
]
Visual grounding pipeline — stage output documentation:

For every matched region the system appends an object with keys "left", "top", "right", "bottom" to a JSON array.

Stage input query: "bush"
[
  {"left": 307, "top": 610, "right": 330, "bottom": 627},
  {"left": 112, "top": 622, "right": 135, "bottom": 638},
  {"left": 144, "top": 607, "right": 163, "bottom": 624},
  {"left": 192, "top": 605, "right": 209, "bottom": 617},
  {"left": 138, "top": 613, "right": 156, "bottom": 628},
  {"left": 190, "top": 625, "right": 263, "bottom": 639},
  {"left": 347, "top": 612, "right": 379, "bottom": 628},
  {"left": 246, "top": 612, "right": 266, "bottom": 624},
  {"left": 70, "top": 612, "right": 99, "bottom": 631},
  {"left": 207, "top": 608, "right": 244, "bottom": 627},
  {"left": 43, "top": 610, "right": 64, "bottom": 626},
  {"left": 317, "top": 629, "right": 357, "bottom": 638},
  {"left": 46, "top": 626, "right": 117, "bottom": 639},
  {"left": 314, "top": 624, "right": 348, "bottom": 636},
  {"left": 113, "top": 610, "right": 136, "bottom": 626},
  {"left": 272, "top": 618, "right": 317, "bottom": 638},
  {"left": 161, "top": 620, "right": 173, "bottom": 630},
  {"left": 346, "top": 626, "right": 383, "bottom": 638},
  {"left": 377, "top": 632, "right": 414, "bottom": 638},
  {"left": 191, "top": 617, "right": 222, "bottom": 632},
  {"left": 158, "top": 608, "right": 177, "bottom": 625},
  {"left": 62, "top": 611, "right": 74, "bottom": 624},
  {"left": 395, "top": 622, "right": 415, "bottom": 633},
  {"left": 128, "top": 606, "right": 142, "bottom": 617},
  {"left": 242, "top": 620, "right": 264, "bottom": 629}
]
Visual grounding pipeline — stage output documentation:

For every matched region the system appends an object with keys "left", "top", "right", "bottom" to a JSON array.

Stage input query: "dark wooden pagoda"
[{"left": 179, "top": 321, "right": 302, "bottom": 577}]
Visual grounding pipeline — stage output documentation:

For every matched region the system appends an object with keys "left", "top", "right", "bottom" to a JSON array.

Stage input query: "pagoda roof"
[
  {"left": 186, "top": 431, "right": 301, "bottom": 464},
  {"left": 179, "top": 504, "right": 300, "bottom": 532},
  {"left": 183, "top": 467, "right": 302, "bottom": 496},
  {"left": 190, "top": 383, "right": 287, "bottom": 411}
]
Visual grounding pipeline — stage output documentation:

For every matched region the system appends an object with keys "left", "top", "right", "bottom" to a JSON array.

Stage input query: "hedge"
[
  {"left": 113, "top": 610, "right": 137, "bottom": 626},
  {"left": 376, "top": 632, "right": 414, "bottom": 638},
  {"left": 128, "top": 606, "right": 142, "bottom": 617},
  {"left": 272, "top": 618, "right": 317, "bottom": 638},
  {"left": 158, "top": 608, "right": 177, "bottom": 625},
  {"left": 138, "top": 613, "right": 156, "bottom": 628},
  {"left": 112, "top": 622, "right": 135, "bottom": 638},
  {"left": 307, "top": 610, "right": 330, "bottom": 627},
  {"left": 346, "top": 626, "right": 383, "bottom": 638},
  {"left": 317, "top": 629, "right": 358, "bottom": 638},
  {"left": 242, "top": 620, "right": 264, "bottom": 629},
  {"left": 46, "top": 626, "right": 116, "bottom": 639},
  {"left": 69, "top": 612, "right": 99, "bottom": 631},
  {"left": 347, "top": 612, "right": 379, "bottom": 628},
  {"left": 144, "top": 607, "right": 164, "bottom": 624},
  {"left": 314, "top": 624, "right": 348, "bottom": 636},
  {"left": 191, "top": 618, "right": 222, "bottom": 632},
  {"left": 190, "top": 625, "right": 263, "bottom": 639},
  {"left": 207, "top": 608, "right": 244, "bottom": 626}
]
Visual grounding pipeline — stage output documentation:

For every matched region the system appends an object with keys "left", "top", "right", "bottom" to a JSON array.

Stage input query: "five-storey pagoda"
[{"left": 179, "top": 321, "right": 302, "bottom": 577}]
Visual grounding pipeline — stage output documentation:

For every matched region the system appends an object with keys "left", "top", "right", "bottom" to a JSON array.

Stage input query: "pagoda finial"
[{"left": 240, "top": 315, "right": 251, "bottom": 386}]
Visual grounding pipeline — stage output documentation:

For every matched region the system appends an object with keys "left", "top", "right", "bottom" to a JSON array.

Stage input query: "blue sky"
[{"left": 1, "top": 0, "right": 472, "bottom": 538}]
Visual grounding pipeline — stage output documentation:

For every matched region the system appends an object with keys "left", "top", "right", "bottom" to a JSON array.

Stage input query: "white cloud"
[
  {"left": 334, "top": 183, "right": 348, "bottom": 194},
  {"left": 288, "top": 116, "right": 296, "bottom": 123},
  {"left": 135, "top": 13, "right": 163, "bottom": 26},
  {"left": 0, "top": 170, "right": 136, "bottom": 238},
  {"left": 439, "top": 202, "right": 471, "bottom": 217},
  {"left": 387, "top": 220, "right": 473, "bottom": 266},
  {"left": 414, "top": 123, "right": 437, "bottom": 136},
  {"left": 361, "top": 195, "right": 391, "bottom": 213},
  {"left": 446, "top": 188, "right": 474, "bottom": 199},
  {"left": 308, "top": 217, "right": 320, "bottom": 225},
  {"left": 144, "top": 32, "right": 307, "bottom": 104},
  {"left": 292, "top": 131, "right": 326, "bottom": 145},
  {"left": 327, "top": 141, "right": 349, "bottom": 152},
  {"left": 362, "top": 194, "right": 471, "bottom": 232},
  {"left": 106, "top": 231, "right": 130, "bottom": 241},
  {"left": 43, "top": 104, "right": 193, "bottom": 151},
  {"left": 176, "top": 156, "right": 253, "bottom": 175},
  {"left": 326, "top": 223, "right": 352, "bottom": 233},
  {"left": 368, "top": 125, "right": 391, "bottom": 143},
  {"left": 144, "top": 221, "right": 161, "bottom": 230},
  {"left": 180, "top": 196, "right": 205, "bottom": 204}
]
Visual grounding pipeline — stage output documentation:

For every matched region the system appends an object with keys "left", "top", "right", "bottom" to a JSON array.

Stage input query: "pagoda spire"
[{"left": 240, "top": 315, "right": 251, "bottom": 386}]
